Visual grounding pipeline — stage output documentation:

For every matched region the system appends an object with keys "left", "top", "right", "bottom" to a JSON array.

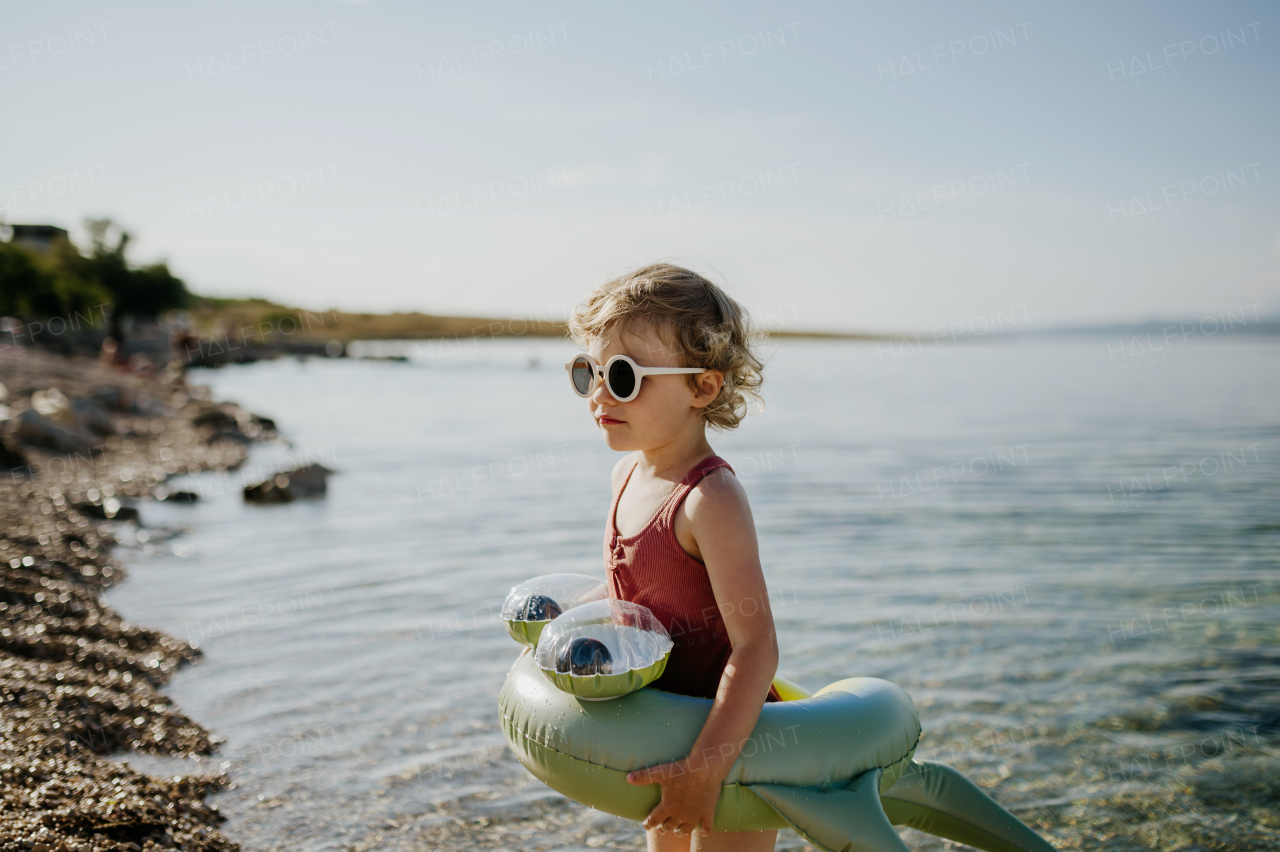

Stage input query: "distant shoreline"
[
  {"left": 189, "top": 298, "right": 901, "bottom": 344},
  {"left": 190, "top": 298, "right": 1279, "bottom": 349}
]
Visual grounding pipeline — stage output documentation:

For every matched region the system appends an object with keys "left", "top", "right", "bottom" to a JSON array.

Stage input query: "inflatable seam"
[
  {"left": 877, "top": 729, "right": 920, "bottom": 792},
  {"left": 878, "top": 735, "right": 920, "bottom": 792}
]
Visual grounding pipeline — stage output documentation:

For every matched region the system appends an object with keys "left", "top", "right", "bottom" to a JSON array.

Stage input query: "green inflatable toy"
[{"left": 499, "top": 649, "right": 1058, "bottom": 852}]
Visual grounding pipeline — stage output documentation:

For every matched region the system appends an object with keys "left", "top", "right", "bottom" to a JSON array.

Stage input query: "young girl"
[{"left": 567, "top": 264, "right": 779, "bottom": 852}]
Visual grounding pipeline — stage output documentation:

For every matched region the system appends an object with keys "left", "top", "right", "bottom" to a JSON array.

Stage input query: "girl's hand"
[{"left": 627, "top": 757, "right": 722, "bottom": 836}]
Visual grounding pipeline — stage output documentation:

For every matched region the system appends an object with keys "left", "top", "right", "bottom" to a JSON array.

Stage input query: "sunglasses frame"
[{"left": 564, "top": 353, "right": 706, "bottom": 402}]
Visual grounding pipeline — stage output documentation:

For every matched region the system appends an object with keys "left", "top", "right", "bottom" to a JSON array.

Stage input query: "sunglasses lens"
[
  {"left": 570, "top": 357, "right": 594, "bottom": 395},
  {"left": 607, "top": 359, "right": 636, "bottom": 399}
]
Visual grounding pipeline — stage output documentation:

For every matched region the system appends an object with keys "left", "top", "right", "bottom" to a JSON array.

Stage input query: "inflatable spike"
[
  {"left": 881, "top": 759, "right": 1057, "bottom": 852},
  {"left": 753, "top": 769, "right": 910, "bottom": 852}
]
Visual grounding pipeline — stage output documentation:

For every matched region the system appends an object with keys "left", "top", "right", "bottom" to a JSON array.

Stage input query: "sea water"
[{"left": 107, "top": 336, "right": 1280, "bottom": 851}]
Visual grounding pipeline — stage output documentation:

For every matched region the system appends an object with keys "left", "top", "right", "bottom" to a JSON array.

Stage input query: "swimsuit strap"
[
  {"left": 657, "top": 455, "right": 734, "bottom": 528},
  {"left": 609, "top": 455, "right": 735, "bottom": 542}
]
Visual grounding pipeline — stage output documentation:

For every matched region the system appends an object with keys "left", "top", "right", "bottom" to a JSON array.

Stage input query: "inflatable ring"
[{"left": 500, "top": 650, "right": 1057, "bottom": 852}]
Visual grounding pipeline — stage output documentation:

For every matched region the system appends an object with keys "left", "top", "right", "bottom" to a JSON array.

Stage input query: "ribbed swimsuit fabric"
[{"left": 605, "top": 454, "right": 779, "bottom": 702}]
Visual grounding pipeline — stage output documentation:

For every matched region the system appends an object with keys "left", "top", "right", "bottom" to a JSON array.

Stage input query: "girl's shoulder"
[
  {"left": 682, "top": 464, "right": 748, "bottom": 519},
  {"left": 673, "top": 463, "right": 753, "bottom": 562},
  {"left": 610, "top": 452, "right": 639, "bottom": 493}
]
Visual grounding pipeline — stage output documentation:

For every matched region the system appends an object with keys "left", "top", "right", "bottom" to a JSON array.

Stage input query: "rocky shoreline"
[{"left": 1, "top": 348, "right": 274, "bottom": 852}]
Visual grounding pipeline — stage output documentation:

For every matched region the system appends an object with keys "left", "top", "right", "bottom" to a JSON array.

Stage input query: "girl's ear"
[{"left": 690, "top": 369, "right": 724, "bottom": 409}]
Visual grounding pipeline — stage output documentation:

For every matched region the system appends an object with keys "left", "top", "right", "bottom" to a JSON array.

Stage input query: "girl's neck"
[{"left": 634, "top": 428, "right": 714, "bottom": 481}]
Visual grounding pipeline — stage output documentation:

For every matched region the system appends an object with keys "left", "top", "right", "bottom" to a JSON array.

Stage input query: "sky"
[{"left": 3, "top": 1, "right": 1277, "bottom": 333}]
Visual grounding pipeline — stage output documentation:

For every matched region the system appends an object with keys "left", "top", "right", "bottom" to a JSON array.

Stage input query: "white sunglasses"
[{"left": 564, "top": 353, "right": 706, "bottom": 402}]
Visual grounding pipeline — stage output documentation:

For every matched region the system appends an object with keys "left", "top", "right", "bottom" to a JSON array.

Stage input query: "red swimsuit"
[{"left": 605, "top": 455, "right": 777, "bottom": 701}]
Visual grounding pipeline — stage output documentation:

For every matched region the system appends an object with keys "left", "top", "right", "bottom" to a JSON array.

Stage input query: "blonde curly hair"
[{"left": 568, "top": 263, "right": 764, "bottom": 430}]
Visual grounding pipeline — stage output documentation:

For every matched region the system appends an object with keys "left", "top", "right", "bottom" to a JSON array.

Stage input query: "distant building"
[{"left": 1, "top": 224, "right": 69, "bottom": 254}]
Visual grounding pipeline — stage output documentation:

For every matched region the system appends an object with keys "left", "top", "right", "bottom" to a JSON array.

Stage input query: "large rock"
[
  {"left": 92, "top": 386, "right": 136, "bottom": 413},
  {"left": 190, "top": 404, "right": 238, "bottom": 431},
  {"left": 70, "top": 398, "right": 116, "bottom": 436},
  {"left": 0, "top": 438, "right": 28, "bottom": 471},
  {"left": 286, "top": 464, "right": 330, "bottom": 496},
  {"left": 25, "top": 388, "right": 116, "bottom": 438},
  {"left": 153, "top": 485, "right": 199, "bottom": 502},
  {"left": 244, "top": 475, "right": 293, "bottom": 503},
  {"left": 74, "top": 497, "right": 141, "bottom": 523},
  {"left": 206, "top": 426, "right": 252, "bottom": 446},
  {"left": 192, "top": 402, "right": 277, "bottom": 444},
  {"left": 15, "top": 409, "right": 103, "bottom": 454},
  {"left": 244, "top": 464, "right": 331, "bottom": 503}
]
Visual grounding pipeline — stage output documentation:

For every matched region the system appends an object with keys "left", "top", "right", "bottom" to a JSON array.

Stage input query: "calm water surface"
[{"left": 107, "top": 337, "right": 1280, "bottom": 851}]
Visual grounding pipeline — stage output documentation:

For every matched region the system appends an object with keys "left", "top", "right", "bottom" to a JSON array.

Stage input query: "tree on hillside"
[
  {"left": 0, "top": 218, "right": 190, "bottom": 322},
  {"left": 0, "top": 238, "right": 109, "bottom": 319},
  {"left": 74, "top": 219, "right": 191, "bottom": 318}
]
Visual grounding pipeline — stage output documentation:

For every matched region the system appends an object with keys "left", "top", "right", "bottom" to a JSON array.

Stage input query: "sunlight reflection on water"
[{"left": 108, "top": 337, "right": 1280, "bottom": 851}]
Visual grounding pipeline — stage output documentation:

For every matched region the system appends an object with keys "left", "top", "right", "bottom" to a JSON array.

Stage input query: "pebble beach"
[{"left": 1, "top": 347, "right": 267, "bottom": 852}]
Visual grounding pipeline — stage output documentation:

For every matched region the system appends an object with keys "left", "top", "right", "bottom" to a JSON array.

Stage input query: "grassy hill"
[{"left": 190, "top": 297, "right": 568, "bottom": 343}]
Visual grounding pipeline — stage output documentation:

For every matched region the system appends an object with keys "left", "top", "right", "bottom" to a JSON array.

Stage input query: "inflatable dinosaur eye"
[
  {"left": 535, "top": 599, "right": 672, "bottom": 701},
  {"left": 523, "top": 595, "right": 563, "bottom": 622},
  {"left": 556, "top": 637, "right": 611, "bottom": 675},
  {"left": 502, "top": 574, "right": 607, "bottom": 647}
]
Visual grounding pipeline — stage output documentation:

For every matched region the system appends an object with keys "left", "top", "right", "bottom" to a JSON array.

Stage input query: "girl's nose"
[{"left": 591, "top": 372, "right": 616, "bottom": 404}]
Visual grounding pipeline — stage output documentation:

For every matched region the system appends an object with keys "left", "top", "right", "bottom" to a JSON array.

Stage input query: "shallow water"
[{"left": 107, "top": 337, "right": 1280, "bottom": 851}]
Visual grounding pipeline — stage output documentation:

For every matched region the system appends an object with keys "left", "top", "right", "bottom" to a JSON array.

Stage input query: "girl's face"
[{"left": 585, "top": 322, "right": 722, "bottom": 453}]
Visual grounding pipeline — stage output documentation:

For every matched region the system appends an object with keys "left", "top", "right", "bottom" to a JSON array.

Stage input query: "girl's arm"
[{"left": 625, "top": 467, "right": 779, "bottom": 837}]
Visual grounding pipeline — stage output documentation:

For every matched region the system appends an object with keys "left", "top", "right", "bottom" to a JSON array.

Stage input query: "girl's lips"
[{"left": 598, "top": 416, "right": 625, "bottom": 426}]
